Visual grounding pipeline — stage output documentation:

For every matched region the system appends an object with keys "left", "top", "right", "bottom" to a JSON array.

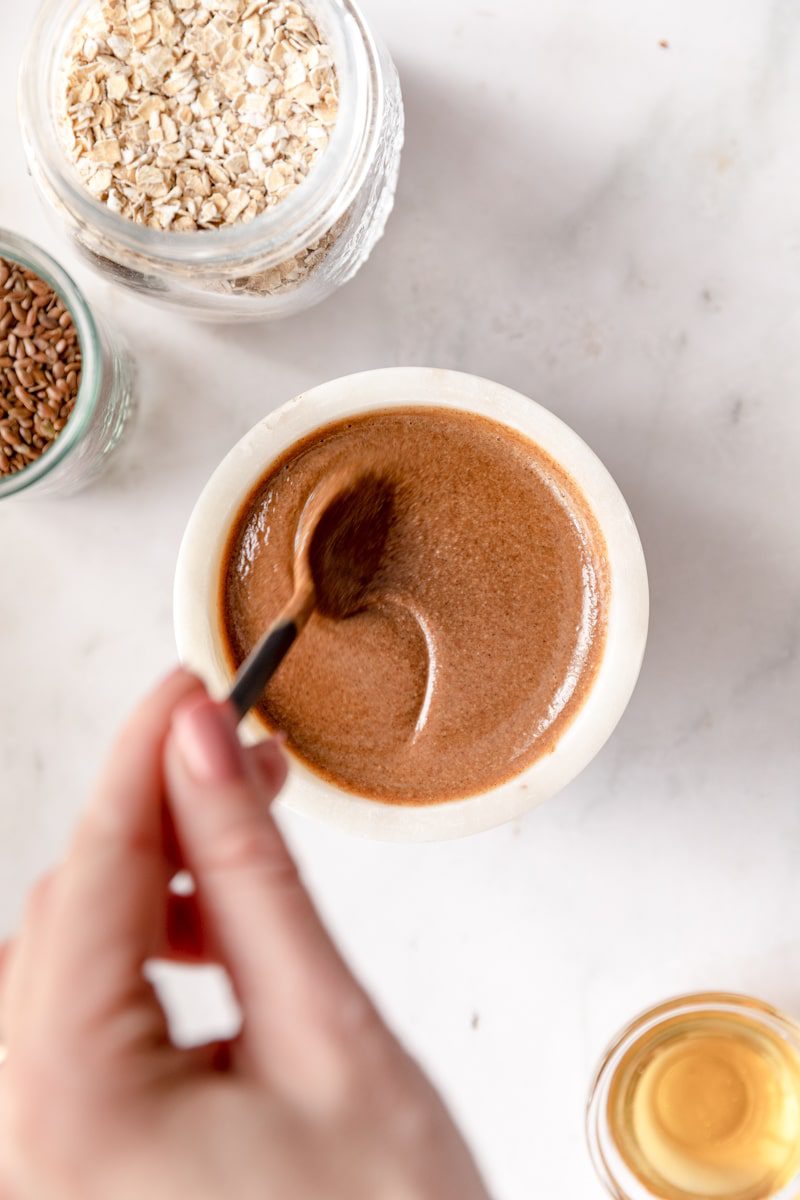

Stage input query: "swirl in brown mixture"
[{"left": 221, "top": 407, "right": 609, "bottom": 805}]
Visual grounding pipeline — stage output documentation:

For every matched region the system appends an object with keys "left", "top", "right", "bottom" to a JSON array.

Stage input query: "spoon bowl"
[{"left": 228, "top": 467, "right": 395, "bottom": 720}]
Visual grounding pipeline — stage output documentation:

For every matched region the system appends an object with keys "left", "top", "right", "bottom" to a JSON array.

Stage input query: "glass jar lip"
[
  {"left": 18, "top": 0, "right": 383, "bottom": 272},
  {"left": 586, "top": 991, "right": 800, "bottom": 1200},
  {"left": 0, "top": 228, "right": 101, "bottom": 500}
]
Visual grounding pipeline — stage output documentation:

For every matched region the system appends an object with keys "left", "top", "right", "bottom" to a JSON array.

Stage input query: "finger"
[
  {"left": 2, "top": 873, "right": 56, "bottom": 1036},
  {"left": 42, "top": 669, "right": 204, "bottom": 1036},
  {"left": 0, "top": 939, "right": 13, "bottom": 1029},
  {"left": 163, "top": 738, "right": 287, "bottom": 877},
  {"left": 0, "top": 940, "right": 13, "bottom": 990},
  {"left": 158, "top": 743, "right": 285, "bottom": 965},
  {"left": 166, "top": 697, "right": 374, "bottom": 1088}
]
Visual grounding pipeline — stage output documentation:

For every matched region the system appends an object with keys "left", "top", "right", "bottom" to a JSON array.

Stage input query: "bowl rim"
[{"left": 173, "top": 366, "right": 649, "bottom": 842}]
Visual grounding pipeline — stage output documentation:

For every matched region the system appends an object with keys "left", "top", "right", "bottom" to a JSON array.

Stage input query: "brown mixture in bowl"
[{"left": 221, "top": 407, "right": 609, "bottom": 805}]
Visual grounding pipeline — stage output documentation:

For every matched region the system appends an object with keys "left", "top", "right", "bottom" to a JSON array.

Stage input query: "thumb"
[{"left": 165, "top": 697, "right": 375, "bottom": 1096}]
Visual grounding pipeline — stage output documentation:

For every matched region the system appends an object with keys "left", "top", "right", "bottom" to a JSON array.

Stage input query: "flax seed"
[{"left": 0, "top": 256, "right": 81, "bottom": 479}]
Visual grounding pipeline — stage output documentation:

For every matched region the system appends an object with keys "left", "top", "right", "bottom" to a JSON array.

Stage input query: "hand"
[{"left": 0, "top": 670, "right": 490, "bottom": 1200}]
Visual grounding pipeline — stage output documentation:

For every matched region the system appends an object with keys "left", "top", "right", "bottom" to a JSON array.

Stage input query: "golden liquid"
[{"left": 608, "top": 1008, "right": 800, "bottom": 1199}]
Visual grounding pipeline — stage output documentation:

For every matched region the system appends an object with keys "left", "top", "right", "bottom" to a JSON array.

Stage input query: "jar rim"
[
  {"left": 0, "top": 229, "right": 102, "bottom": 500},
  {"left": 18, "top": 0, "right": 383, "bottom": 274},
  {"left": 586, "top": 991, "right": 800, "bottom": 1200}
]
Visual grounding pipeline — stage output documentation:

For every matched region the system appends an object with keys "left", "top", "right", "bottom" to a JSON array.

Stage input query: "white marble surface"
[{"left": 2, "top": 1, "right": 800, "bottom": 1196}]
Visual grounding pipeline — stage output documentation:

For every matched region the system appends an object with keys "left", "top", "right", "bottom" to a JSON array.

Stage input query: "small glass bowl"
[
  {"left": 19, "top": 0, "right": 404, "bottom": 322},
  {"left": 587, "top": 992, "right": 800, "bottom": 1200},
  {"left": 0, "top": 229, "right": 135, "bottom": 500}
]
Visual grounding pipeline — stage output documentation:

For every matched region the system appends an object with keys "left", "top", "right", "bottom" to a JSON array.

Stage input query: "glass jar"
[
  {"left": 0, "top": 229, "right": 135, "bottom": 500},
  {"left": 587, "top": 992, "right": 800, "bottom": 1200},
  {"left": 19, "top": 0, "right": 404, "bottom": 322}
]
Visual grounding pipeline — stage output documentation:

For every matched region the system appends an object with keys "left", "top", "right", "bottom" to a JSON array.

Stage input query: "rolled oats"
[{"left": 59, "top": 0, "right": 339, "bottom": 232}]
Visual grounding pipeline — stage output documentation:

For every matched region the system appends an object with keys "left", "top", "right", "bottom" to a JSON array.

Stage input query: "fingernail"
[
  {"left": 173, "top": 697, "right": 245, "bottom": 785},
  {"left": 255, "top": 737, "right": 285, "bottom": 768},
  {"left": 253, "top": 737, "right": 289, "bottom": 795},
  {"left": 257, "top": 735, "right": 285, "bottom": 759}
]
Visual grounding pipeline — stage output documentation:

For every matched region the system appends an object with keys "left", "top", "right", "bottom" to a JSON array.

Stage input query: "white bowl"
[{"left": 174, "top": 367, "right": 649, "bottom": 841}]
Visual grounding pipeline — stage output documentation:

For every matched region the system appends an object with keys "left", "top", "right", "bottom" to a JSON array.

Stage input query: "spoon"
[{"left": 228, "top": 469, "right": 395, "bottom": 722}]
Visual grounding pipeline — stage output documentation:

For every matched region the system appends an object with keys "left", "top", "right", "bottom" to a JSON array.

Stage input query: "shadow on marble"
[
  {"left": 197, "top": 62, "right": 599, "bottom": 372},
  {"left": 91, "top": 327, "right": 263, "bottom": 499}
]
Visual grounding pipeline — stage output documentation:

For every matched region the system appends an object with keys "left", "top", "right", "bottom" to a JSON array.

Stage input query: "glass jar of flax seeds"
[{"left": 0, "top": 230, "right": 135, "bottom": 499}]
